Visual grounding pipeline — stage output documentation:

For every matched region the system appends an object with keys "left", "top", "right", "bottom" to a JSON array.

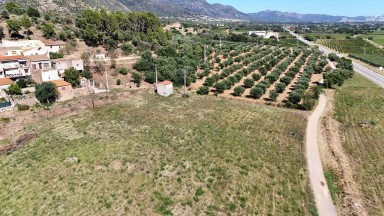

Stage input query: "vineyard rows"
[
  {"left": 349, "top": 54, "right": 384, "bottom": 67},
  {"left": 317, "top": 39, "right": 384, "bottom": 55}
]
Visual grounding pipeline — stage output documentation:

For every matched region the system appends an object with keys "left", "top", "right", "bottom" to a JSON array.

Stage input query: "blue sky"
[{"left": 206, "top": 0, "right": 383, "bottom": 17}]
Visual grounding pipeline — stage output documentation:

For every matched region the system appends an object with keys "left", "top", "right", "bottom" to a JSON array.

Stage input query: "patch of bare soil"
[
  {"left": 318, "top": 90, "right": 368, "bottom": 216},
  {"left": 0, "top": 133, "right": 37, "bottom": 155}
]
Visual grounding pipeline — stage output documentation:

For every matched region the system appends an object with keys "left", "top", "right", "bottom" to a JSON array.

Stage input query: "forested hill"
[
  {"left": 6, "top": 0, "right": 248, "bottom": 20},
  {"left": 116, "top": 0, "right": 248, "bottom": 19}
]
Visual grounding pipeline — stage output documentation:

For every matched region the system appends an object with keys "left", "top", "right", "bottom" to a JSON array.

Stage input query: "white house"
[
  {"left": 0, "top": 47, "right": 24, "bottom": 56},
  {"left": 95, "top": 53, "right": 106, "bottom": 60},
  {"left": 1, "top": 39, "right": 45, "bottom": 49},
  {"left": 0, "top": 55, "right": 31, "bottom": 78},
  {"left": 248, "top": 31, "right": 278, "bottom": 39},
  {"left": 157, "top": 80, "right": 173, "bottom": 97},
  {"left": 28, "top": 54, "right": 51, "bottom": 71},
  {"left": 22, "top": 47, "right": 48, "bottom": 56},
  {"left": 41, "top": 69, "right": 60, "bottom": 82},
  {"left": 41, "top": 40, "right": 66, "bottom": 53},
  {"left": 52, "top": 58, "right": 84, "bottom": 75}
]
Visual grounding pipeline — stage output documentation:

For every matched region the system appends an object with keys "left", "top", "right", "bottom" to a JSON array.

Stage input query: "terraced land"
[
  {"left": 335, "top": 74, "right": 384, "bottom": 216},
  {"left": 0, "top": 94, "right": 317, "bottom": 215}
]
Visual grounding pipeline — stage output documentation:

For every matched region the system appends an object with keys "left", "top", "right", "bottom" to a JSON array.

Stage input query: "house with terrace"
[{"left": 0, "top": 55, "right": 31, "bottom": 79}]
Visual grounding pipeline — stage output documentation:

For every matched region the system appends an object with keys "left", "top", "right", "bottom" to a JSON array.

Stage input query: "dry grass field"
[
  {"left": 334, "top": 74, "right": 384, "bottom": 216},
  {"left": 0, "top": 94, "right": 317, "bottom": 215}
]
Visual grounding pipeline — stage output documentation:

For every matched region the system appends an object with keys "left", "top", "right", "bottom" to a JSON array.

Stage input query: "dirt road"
[{"left": 306, "top": 94, "right": 337, "bottom": 216}]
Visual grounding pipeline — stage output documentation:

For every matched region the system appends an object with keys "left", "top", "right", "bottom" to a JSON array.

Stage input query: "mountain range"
[{"left": 8, "top": 0, "right": 384, "bottom": 22}]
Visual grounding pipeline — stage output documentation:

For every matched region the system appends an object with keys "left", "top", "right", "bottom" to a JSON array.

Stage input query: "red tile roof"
[
  {"left": 0, "top": 78, "right": 14, "bottom": 86},
  {"left": 27, "top": 54, "right": 50, "bottom": 62},
  {"left": 51, "top": 80, "right": 71, "bottom": 87},
  {"left": 158, "top": 80, "right": 172, "bottom": 85},
  {"left": 0, "top": 55, "right": 27, "bottom": 61}
]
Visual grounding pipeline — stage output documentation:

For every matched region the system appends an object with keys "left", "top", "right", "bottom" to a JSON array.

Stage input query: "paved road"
[
  {"left": 284, "top": 27, "right": 384, "bottom": 88},
  {"left": 306, "top": 94, "right": 338, "bottom": 216}
]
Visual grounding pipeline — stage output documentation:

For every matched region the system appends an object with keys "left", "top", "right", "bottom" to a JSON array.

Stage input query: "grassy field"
[
  {"left": 361, "top": 34, "right": 384, "bottom": 46},
  {"left": 0, "top": 94, "right": 317, "bottom": 215},
  {"left": 335, "top": 74, "right": 384, "bottom": 216},
  {"left": 304, "top": 33, "right": 351, "bottom": 40}
]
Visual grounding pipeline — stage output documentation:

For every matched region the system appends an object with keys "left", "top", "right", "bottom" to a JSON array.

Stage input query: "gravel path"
[{"left": 306, "top": 94, "right": 337, "bottom": 216}]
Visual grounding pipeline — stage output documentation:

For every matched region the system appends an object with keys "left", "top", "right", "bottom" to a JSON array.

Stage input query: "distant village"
[{"left": 0, "top": 39, "right": 85, "bottom": 110}]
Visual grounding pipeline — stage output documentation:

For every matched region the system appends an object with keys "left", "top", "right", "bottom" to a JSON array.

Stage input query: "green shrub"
[
  {"left": 16, "top": 78, "right": 27, "bottom": 88},
  {"left": 214, "top": 82, "right": 227, "bottom": 94},
  {"left": 269, "top": 90, "right": 279, "bottom": 101},
  {"left": 252, "top": 73, "right": 261, "bottom": 81},
  {"left": 17, "top": 104, "right": 30, "bottom": 111},
  {"left": 121, "top": 43, "right": 134, "bottom": 55},
  {"left": 243, "top": 78, "right": 254, "bottom": 88},
  {"left": 275, "top": 83, "right": 286, "bottom": 93},
  {"left": 197, "top": 86, "right": 209, "bottom": 95},
  {"left": 250, "top": 87, "right": 264, "bottom": 99},
  {"left": 49, "top": 52, "right": 64, "bottom": 59},
  {"left": 116, "top": 79, "right": 121, "bottom": 85},
  {"left": 7, "top": 83, "right": 22, "bottom": 95},
  {"left": 117, "top": 67, "right": 129, "bottom": 75},
  {"left": 80, "top": 70, "right": 92, "bottom": 79},
  {"left": 132, "top": 73, "right": 142, "bottom": 86},
  {"left": 233, "top": 86, "right": 245, "bottom": 96}
]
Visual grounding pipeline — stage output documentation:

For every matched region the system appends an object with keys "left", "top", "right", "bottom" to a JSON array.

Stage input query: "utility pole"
[
  {"left": 220, "top": 36, "right": 222, "bottom": 49},
  {"left": 183, "top": 68, "right": 187, "bottom": 96},
  {"left": 204, "top": 45, "right": 207, "bottom": 64},
  {"left": 155, "top": 64, "right": 158, "bottom": 90},
  {"left": 105, "top": 62, "right": 109, "bottom": 90}
]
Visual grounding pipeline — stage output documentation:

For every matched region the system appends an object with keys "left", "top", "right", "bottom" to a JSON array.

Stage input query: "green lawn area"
[
  {"left": 335, "top": 74, "right": 384, "bottom": 216},
  {"left": 0, "top": 94, "right": 317, "bottom": 215}
]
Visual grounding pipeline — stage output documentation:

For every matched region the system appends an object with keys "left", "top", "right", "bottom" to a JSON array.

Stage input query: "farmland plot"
[{"left": 0, "top": 95, "right": 317, "bottom": 215}]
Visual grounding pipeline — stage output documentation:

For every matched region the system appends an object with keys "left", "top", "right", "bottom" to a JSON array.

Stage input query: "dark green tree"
[
  {"left": 269, "top": 90, "right": 278, "bottom": 101},
  {"left": 233, "top": 86, "right": 245, "bottom": 96},
  {"left": 64, "top": 67, "right": 80, "bottom": 87},
  {"left": 132, "top": 72, "right": 142, "bottom": 86},
  {"left": 1, "top": 11, "right": 10, "bottom": 20},
  {"left": 243, "top": 78, "right": 255, "bottom": 88},
  {"left": 41, "top": 22, "right": 55, "bottom": 38},
  {"left": 7, "top": 84, "right": 22, "bottom": 95},
  {"left": 80, "top": 70, "right": 92, "bottom": 79},
  {"left": 0, "top": 27, "right": 4, "bottom": 40},
  {"left": 250, "top": 87, "right": 264, "bottom": 99},
  {"left": 27, "top": 7, "right": 40, "bottom": 18},
  {"left": 5, "top": 2, "right": 18, "bottom": 13},
  {"left": 6, "top": 19, "right": 21, "bottom": 36},
  {"left": 16, "top": 79, "right": 27, "bottom": 88},
  {"left": 36, "top": 82, "right": 58, "bottom": 103},
  {"left": 20, "top": 16, "right": 32, "bottom": 37}
]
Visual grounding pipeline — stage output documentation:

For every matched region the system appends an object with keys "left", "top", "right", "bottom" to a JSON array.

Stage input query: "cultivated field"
[
  {"left": 193, "top": 43, "right": 326, "bottom": 108},
  {"left": 334, "top": 74, "right": 384, "bottom": 216},
  {"left": 317, "top": 39, "right": 384, "bottom": 55},
  {"left": 0, "top": 94, "right": 317, "bottom": 215}
]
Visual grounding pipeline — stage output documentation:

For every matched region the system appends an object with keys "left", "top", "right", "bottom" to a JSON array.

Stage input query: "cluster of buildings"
[
  {"left": 0, "top": 39, "right": 84, "bottom": 98},
  {"left": 248, "top": 31, "right": 278, "bottom": 39}
]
